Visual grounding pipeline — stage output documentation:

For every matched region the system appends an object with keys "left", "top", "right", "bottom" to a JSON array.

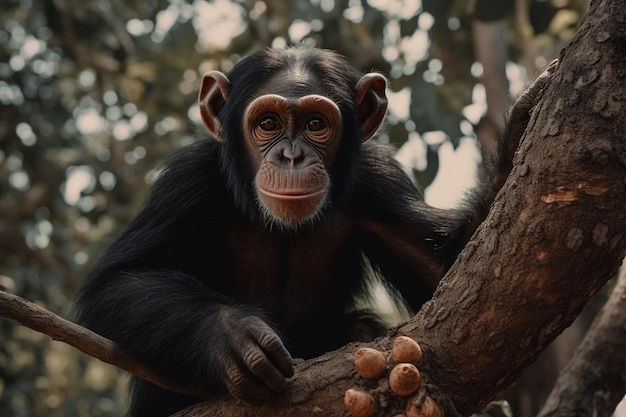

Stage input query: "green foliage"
[{"left": 0, "top": 0, "right": 584, "bottom": 415}]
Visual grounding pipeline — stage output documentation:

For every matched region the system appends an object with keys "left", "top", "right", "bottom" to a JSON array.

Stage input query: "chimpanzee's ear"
[
  {"left": 354, "top": 73, "right": 388, "bottom": 142},
  {"left": 198, "top": 71, "right": 230, "bottom": 140}
]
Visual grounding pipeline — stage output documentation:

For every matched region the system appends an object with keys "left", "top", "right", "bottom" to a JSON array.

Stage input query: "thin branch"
[{"left": 0, "top": 289, "right": 207, "bottom": 399}]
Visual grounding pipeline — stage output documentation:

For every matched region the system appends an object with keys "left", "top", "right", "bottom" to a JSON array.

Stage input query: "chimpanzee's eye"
[
  {"left": 259, "top": 117, "right": 281, "bottom": 131},
  {"left": 305, "top": 118, "right": 326, "bottom": 132}
]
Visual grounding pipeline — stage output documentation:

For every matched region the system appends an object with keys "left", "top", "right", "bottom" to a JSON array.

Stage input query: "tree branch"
[
  {"left": 397, "top": 0, "right": 626, "bottom": 413},
  {"left": 537, "top": 264, "right": 626, "bottom": 417},
  {"left": 0, "top": 289, "right": 207, "bottom": 399}
]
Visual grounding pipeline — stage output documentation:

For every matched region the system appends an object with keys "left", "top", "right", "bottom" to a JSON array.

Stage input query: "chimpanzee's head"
[{"left": 198, "top": 47, "right": 387, "bottom": 228}]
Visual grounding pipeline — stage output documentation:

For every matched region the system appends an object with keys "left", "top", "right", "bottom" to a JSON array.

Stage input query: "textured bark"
[{"left": 398, "top": 0, "right": 626, "bottom": 414}]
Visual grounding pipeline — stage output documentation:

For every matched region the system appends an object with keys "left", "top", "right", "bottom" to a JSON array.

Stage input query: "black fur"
[{"left": 74, "top": 47, "right": 532, "bottom": 417}]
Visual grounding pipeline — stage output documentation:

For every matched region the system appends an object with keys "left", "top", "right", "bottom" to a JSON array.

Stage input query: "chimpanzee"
[{"left": 74, "top": 46, "right": 545, "bottom": 417}]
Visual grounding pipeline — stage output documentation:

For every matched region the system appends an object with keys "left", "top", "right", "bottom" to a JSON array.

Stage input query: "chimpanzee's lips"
[{"left": 257, "top": 187, "right": 326, "bottom": 201}]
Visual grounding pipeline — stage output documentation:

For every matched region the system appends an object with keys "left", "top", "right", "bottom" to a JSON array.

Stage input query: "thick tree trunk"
[
  {"left": 174, "top": 0, "right": 626, "bottom": 415},
  {"left": 397, "top": 0, "right": 626, "bottom": 414}
]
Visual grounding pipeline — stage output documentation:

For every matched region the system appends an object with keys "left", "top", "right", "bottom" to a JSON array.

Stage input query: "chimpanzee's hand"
[
  {"left": 507, "top": 59, "right": 559, "bottom": 143},
  {"left": 216, "top": 314, "right": 294, "bottom": 404}
]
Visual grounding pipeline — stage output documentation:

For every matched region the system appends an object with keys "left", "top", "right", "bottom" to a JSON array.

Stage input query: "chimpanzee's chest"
[{"left": 220, "top": 214, "right": 356, "bottom": 323}]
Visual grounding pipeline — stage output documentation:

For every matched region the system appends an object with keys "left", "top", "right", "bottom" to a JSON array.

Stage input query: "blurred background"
[{"left": 0, "top": 0, "right": 597, "bottom": 416}]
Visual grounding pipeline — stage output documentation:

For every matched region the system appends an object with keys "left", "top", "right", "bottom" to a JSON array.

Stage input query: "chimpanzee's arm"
[
  {"left": 352, "top": 142, "right": 462, "bottom": 303},
  {"left": 354, "top": 61, "right": 556, "bottom": 309},
  {"left": 74, "top": 140, "right": 293, "bottom": 404}
]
